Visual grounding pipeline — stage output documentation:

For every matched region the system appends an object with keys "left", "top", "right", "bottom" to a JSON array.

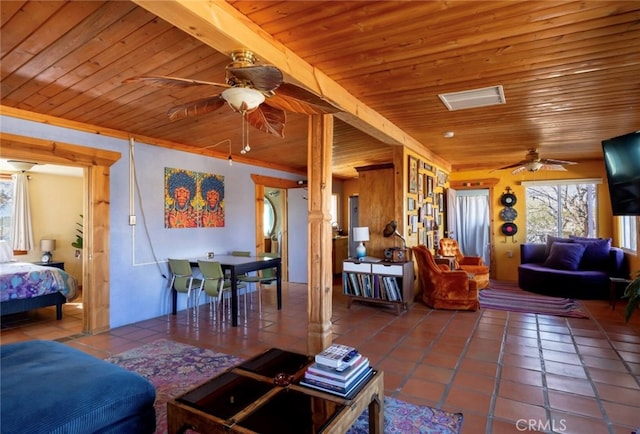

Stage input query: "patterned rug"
[
  {"left": 479, "top": 283, "right": 588, "bottom": 318},
  {"left": 106, "top": 339, "right": 463, "bottom": 434}
]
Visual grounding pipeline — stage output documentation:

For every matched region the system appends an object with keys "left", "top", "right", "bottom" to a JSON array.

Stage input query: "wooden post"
[{"left": 306, "top": 114, "right": 334, "bottom": 355}]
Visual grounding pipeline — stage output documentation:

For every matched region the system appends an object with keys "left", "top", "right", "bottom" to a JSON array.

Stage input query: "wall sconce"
[{"left": 353, "top": 227, "right": 370, "bottom": 259}]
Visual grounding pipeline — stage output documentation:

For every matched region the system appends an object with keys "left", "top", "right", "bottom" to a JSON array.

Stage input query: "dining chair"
[
  {"left": 168, "top": 258, "right": 202, "bottom": 314},
  {"left": 197, "top": 260, "right": 247, "bottom": 320},
  {"left": 230, "top": 250, "right": 259, "bottom": 309},
  {"left": 236, "top": 252, "right": 278, "bottom": 313}
]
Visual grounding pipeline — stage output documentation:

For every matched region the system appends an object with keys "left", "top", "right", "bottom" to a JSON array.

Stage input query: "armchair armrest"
[{"left": 433, "top": 269, "right": 477, "bottom": 298}]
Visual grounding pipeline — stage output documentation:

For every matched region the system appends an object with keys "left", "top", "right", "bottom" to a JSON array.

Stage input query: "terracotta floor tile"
[
  {"left": 588, "top": 367, "right": 640, "bottom": 389},
  {"left": 452, "top": 371, "right": 497, "bottom": 394},
  {"left": 576, "top": 344, "right": 620, "bottom": 360},
  {"left": 602, "top": 401, "right": 640, "bottom": 428},
  {"left": 500, "top": 366, "right": 544, "bottom": 387},
  {"left": 413, "top": 364, "right": 455, "bottom": 384},
  {"left": 542, "top": 348, "right": 582, "bottom": 365},
  {"left": 547, "top": 390, "right": 604, "bottom": 418},
  {"left": 445, "top": 387, "right": 492, "bottom": 415},
  {"left": 493, "top": 397, "right": 547, "bottom": 423},
  {"left": 498, "top": 379, "right": 545, "bottom": 406},
  {"left": 544, "top": 360, "right": 588, "bottom": 379},
  {"left": 547, "top": 411, "right": 611, "bottom": 434},
  {"left": 545, "top": 374, "right": 596, "bottom": 397},
  {"left": 401, "top": 377, "right": 446, "bottom": 402}
]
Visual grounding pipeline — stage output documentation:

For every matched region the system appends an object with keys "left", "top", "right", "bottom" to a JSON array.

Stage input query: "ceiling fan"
[
  {"left": 495, "top": 149, "right": 577, "bottom": 174},
  {"left": 124, "top": 50, "right": 339, "bottom": 140}
]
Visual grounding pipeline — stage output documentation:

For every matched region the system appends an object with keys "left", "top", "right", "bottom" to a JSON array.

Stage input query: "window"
[
  {"left": 619, "top": 216, "right": 637, "bottom": 251},
  {"left": 0, "top": 176, "right": 13, "bottom": 242},
  {"left": 524, "top": 179, "right": 600, "bottom": 243},
  {"left": 263, "top": 195, "right": 276, "bottom": 238},
  {"left": 330, "top": 194, "right": 339, "bottom": 227}
]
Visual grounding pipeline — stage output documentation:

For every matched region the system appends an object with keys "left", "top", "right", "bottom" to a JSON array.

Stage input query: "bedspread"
[{"left": 0, "top": 262, "right": 79, "bottom": 302}]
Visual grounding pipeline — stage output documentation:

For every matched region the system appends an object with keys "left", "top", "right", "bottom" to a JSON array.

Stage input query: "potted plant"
[
  {"left": 624, "top": 270, "right": 640, "bottom": 323},
  {"left": 71, "top": 214, "right": 83, "bottom": 257}
]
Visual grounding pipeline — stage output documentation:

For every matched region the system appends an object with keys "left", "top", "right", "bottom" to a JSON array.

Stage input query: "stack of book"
[{"left": 300, "top": 344, "right": 373, "bottom": 398}]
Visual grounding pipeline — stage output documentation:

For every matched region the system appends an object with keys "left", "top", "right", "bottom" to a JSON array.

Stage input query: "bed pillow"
[
  {"left": 543, "top": 242, "right": 586, "bottom": 271},
  {"left": 0, "top": 240, "right": 13, "bottom": 263},
  {"left": 569, "top": 236, "right": 612, "bottom": 270},
  {"left": 545, "top": 235, "right": 573, "bottom": 258}
]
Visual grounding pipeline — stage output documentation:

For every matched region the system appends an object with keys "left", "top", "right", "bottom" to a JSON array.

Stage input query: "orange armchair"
[
  {"left": 438, "top": 238, "right": 489, "bottom": 289},
  {"left": 412, "top": 245, "right": 479, "bottom": 311}
]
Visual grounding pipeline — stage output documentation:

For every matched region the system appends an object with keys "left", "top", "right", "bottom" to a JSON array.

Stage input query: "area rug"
[
  {"left": 479, "top": 286, "right": 588, "bottom": 318},
  {"left": 106, "top": 339, "right": 463, "bottom": 434}
]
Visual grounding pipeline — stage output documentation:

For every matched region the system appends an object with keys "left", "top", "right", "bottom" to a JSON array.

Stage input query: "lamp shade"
[
  {"left": 221, "top": 87, "right": 265, "bottom": 113},
  {"left": 353, "top": 227, "right": 369, "bottom": 242},
  {"left": 40, "top": 239, "right": 56, "bottom": 252}
]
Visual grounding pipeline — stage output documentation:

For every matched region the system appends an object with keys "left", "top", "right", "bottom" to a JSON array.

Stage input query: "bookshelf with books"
[{"left": 342, "top": 259, "right": 414, "bottom": 315}]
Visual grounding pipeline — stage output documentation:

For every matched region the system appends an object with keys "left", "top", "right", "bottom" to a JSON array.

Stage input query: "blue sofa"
[
  {"left": 1, "top": 340, "right": 156, "bottom": 434},
  {"left": 518, "top": 237, "right": 626, "bottom": 299}
]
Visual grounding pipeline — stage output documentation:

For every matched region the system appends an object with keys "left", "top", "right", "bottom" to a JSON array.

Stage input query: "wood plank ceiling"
[{"left": 1, "top": 1, "right": 639, "bottom": 178}]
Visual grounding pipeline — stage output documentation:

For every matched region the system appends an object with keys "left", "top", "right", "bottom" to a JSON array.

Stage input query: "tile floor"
[{"left": 1, "top": 281, "right": 639, "bottom": 434}]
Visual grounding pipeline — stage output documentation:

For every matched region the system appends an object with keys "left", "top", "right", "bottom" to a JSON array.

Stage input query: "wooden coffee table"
[{"left": 167, "top": 348, "right": 384, "bottom": 434}]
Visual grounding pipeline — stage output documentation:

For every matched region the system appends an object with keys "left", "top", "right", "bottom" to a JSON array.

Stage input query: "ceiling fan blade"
[
  {"left": 246, "top": 104, "right": 286, "bottom": 138},
  {"left": 124, "top": 75, "right": 229, "bottom": 89},
  {"left": 494, "top": 160, "right": 528, "bottom": 170},
  {"left": 265, "top": 83, "right": 339, "bottom": 115},
  {"left": 167, "top": 95, "right": 226, "bottom": 121},
  {"left": 511, "top": 166, "right": 527, "bottom": 175},
  {"left": 540, "top": 158, "right": 577, "bottom": 166},
  {"left": 227, "top": 65, "right": 283, "bottom": 92}
]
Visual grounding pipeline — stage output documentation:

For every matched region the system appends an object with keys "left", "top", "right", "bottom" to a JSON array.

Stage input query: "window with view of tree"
[
  {"left": 619, "top": 216, "right": 637, "bottom": 251},
  {"left": 524, "top": 180, "right": 600, "bottom": 243}
]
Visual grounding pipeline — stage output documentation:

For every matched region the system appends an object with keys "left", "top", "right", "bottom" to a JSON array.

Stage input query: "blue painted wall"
[{"left": 1, "top": 115, "right": 305, "bottom": 328}]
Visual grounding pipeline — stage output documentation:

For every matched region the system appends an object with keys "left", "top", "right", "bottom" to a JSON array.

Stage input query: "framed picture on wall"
[
  {"left": 418, "top": 171, "right": 424, "bottom": 196},
  {"left": 427, "top": 176, "right": 434, "bottom": 196},
  {"left": 408, "top": 156, "right": 418, "bottom": 193},
  {"left": 408, "top": 197, "right": 415, "bottom": 211},
  {"left": 436, "top": 169, "right": 448, "bottom": 187},
  {"left": 438, "top": 192, "right": 444, "bottom": 210}
]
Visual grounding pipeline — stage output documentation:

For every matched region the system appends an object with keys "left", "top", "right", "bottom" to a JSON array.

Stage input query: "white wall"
[{"left": 1, "top": 115, "right": 306, "bottom": 328}]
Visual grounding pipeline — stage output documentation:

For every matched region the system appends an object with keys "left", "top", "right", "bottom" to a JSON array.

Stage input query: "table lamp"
[
  {"left": 353, "top": 227, "right": 369, "bottom": 259},
  {"left": 40, "top": 239, "right": 56, "bottom": 263}
]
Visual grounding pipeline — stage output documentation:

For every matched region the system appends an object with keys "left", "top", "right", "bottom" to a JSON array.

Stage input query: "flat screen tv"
[{"left": 601, "top": 131, "right": 640, "bottom": 216}]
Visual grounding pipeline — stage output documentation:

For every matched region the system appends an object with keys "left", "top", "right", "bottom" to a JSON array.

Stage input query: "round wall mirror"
[{"left": 264, "top": 195, "right": 276, "bottom": 238}]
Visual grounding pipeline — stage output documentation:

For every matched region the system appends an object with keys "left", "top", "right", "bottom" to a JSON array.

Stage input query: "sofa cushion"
[
  {"left": 545, "top": 235, "right": 573, "bottom": 258},
  {"left": 543, "top": 242, "right": 586, "bottom": 271},
  {"left": 569, "top": 236, "right": 612, "bottom": 271}
]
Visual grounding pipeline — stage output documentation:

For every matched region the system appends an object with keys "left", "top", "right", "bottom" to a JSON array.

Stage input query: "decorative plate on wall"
[
  {"left": 501, "top": 222, "right": 518, "bottom": 236},
  {"left": 500, "top": 207, "right": 518, "bottom": 222},
  {"left": 500, "top": 192, "right": 517, "bottom": 207}
]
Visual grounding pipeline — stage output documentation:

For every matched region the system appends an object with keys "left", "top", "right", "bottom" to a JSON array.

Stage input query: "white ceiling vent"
[{"left": 438, "top": 85, "right": 505, "bottom": 111}]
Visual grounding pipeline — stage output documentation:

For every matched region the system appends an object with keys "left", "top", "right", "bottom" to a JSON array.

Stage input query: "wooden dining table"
[{"left": 189, "top": 255, "right": 282, "bottom": 327}]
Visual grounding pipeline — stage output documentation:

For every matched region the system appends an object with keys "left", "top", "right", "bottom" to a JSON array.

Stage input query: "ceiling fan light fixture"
[
  {"left": 221, "top": 87, "right": 265, "bottom": 113},
  {"left": 526, "top": 161, "right": 543, "bottom": 172},
  {"left": 8, "top": 160, "right": 38, "bottom": 172}
]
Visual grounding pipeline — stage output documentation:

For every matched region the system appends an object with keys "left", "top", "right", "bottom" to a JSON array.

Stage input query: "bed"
[{"left": 0, "top": 261, "right": 79, "bottom": 320}]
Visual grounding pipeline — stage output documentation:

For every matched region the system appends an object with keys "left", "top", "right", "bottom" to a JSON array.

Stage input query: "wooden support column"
[{"left": 307, "top": 114, "right": 334, "bottom": 355}]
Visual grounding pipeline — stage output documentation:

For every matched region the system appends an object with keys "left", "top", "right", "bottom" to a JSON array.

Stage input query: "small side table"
[
  {"left": 32, "top": 261, "right": 65, "bottom": 271},
  {"left": 609, "top": 277, "right": 631, "bottom": 310},
  {"left": 434, "top": 256, "right": 456, "bottom": 270}
]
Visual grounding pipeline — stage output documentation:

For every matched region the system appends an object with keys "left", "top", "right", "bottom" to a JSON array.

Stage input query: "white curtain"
[
  {"left": 10, "top": 173, "right": 34, "bottom": 251},
  {"left": 446, "top": 188, "right": 458, "bottom": 238},
  {"left": 455, "top": 190, "right": 490, "bottom": 266}
]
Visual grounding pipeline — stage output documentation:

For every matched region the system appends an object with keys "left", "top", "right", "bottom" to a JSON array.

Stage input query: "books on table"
[
  {"left": 300, "top": 366, "right": 374, "bottom": 398},
  {"left": 314, "top": 343, "right": 359, "bottom": 369},
  {"left": 301, "top": 344, "right": 373, "bottom": 398}
]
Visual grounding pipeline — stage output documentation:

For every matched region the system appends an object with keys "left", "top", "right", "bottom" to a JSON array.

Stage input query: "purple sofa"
[{"left": 518, "top": 240, "right": 626, "bottom": 299}]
